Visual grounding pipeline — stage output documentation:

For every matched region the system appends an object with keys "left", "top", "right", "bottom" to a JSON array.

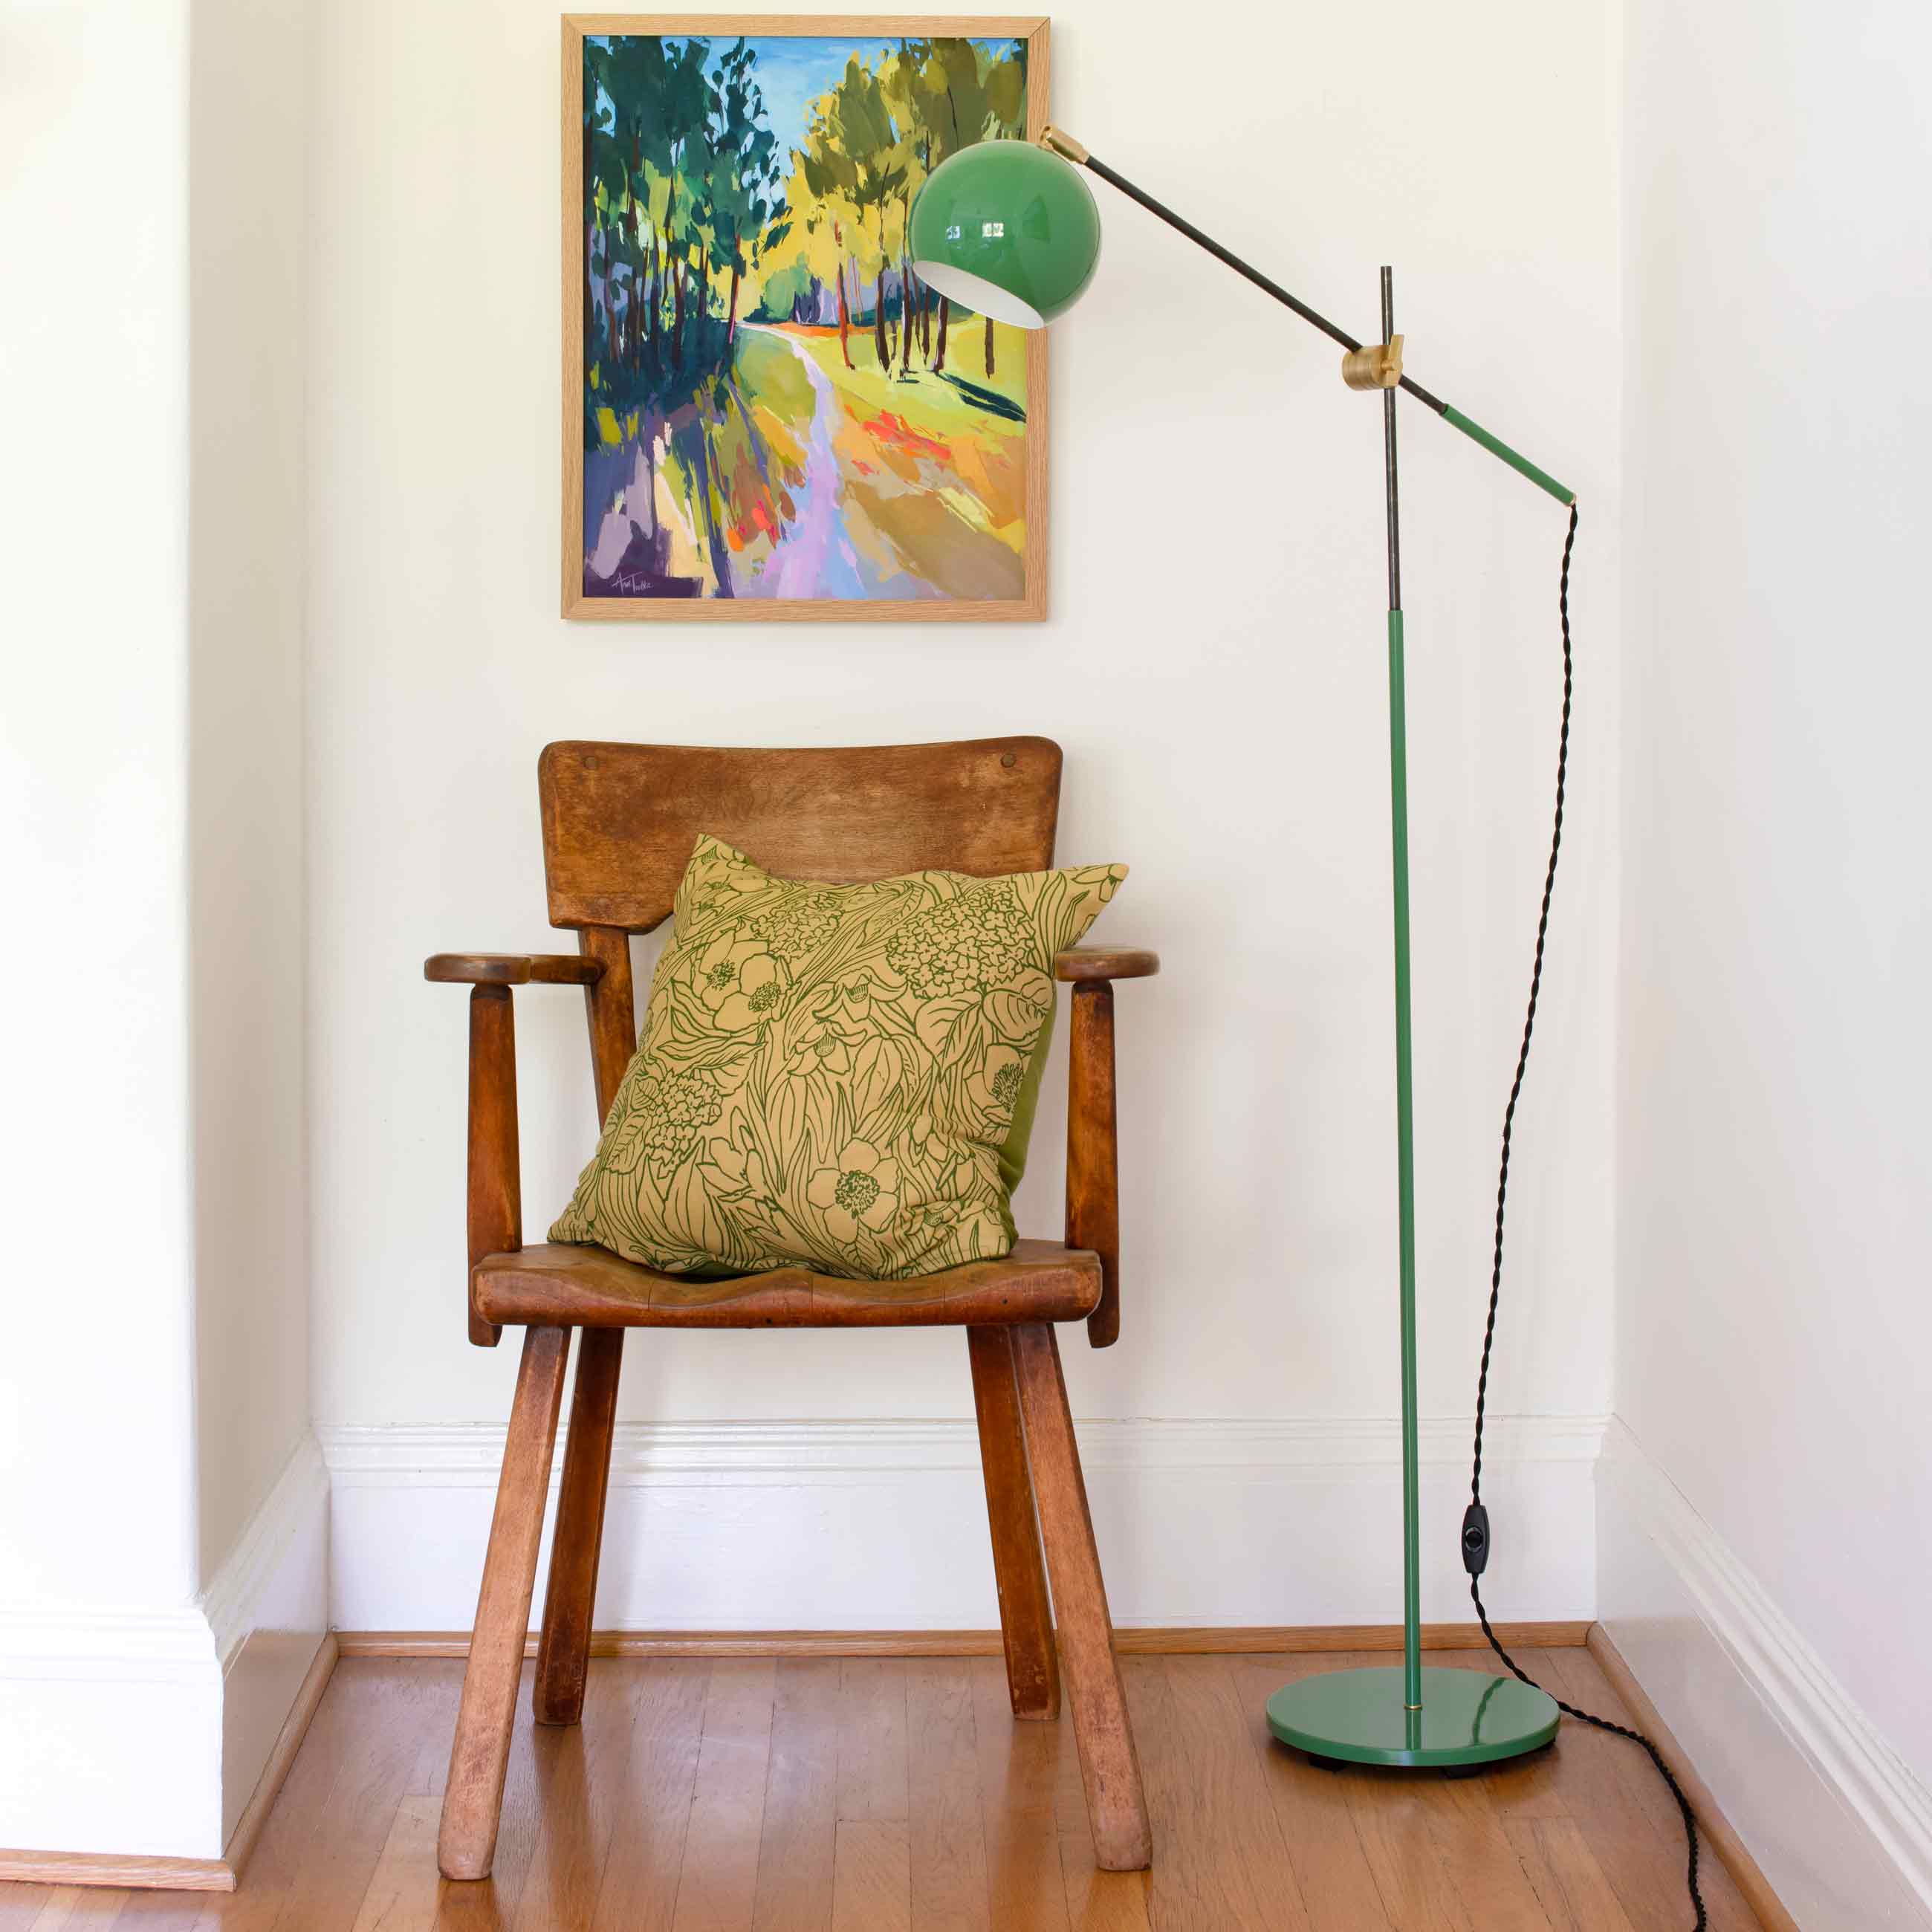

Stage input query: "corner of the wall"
[{"left": 1596, "top": 1417, "right": 1932, "bottom": 1929}]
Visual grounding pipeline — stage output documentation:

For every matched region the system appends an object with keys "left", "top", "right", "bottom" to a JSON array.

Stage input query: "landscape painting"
[{"left": 564, "top": 16, "right": 1049, "bottom": 620}]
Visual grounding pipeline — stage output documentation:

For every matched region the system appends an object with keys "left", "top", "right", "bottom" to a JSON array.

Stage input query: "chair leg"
[
  {"left": 534, "top": 1326, "right": 623, "bottom": 1725},
  {"left": 1009, "top": 1322, "right": 1153, "bottom": 1873},
  {"left": 438, "top": 1325, "right": 570, "bottom": 1881},
  {"left": 966, "top": 1326, "right": 1060, "bottom": 1720}
]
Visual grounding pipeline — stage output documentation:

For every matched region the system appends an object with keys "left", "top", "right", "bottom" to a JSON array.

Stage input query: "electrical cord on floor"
[{"left": 1459, "top": 505, "right": 1709, "bottom": 1932}]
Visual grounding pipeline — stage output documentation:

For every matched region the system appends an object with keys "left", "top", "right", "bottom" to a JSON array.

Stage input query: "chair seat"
[{"left": 473, "top": 1236, "right": 1103, "bottom": 1330}]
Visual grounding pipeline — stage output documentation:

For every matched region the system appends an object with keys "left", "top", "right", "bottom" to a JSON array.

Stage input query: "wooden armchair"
[{"left": 423, "top": 738, "right": 1158, "bottom": 1883}]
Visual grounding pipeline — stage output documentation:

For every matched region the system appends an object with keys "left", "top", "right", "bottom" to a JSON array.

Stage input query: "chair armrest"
[
  {"left": 425, "top": 952, "right": 603, "bottom": 985},
  {"left": 1058, "top": 947, "right": 1156, "bottom": 1349},
  {"left": 1053, "top": 946, "right": 1160, "bottom": 984},
  {"left": 429, "top": 942, "right": 632, "bottom": 1347},
  {"left": 455, "top": 982, "right": 523, "bottom": 1347}
]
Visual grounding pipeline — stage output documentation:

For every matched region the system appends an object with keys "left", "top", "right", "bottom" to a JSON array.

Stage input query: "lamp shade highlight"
[{"left": 910, "top": 141, "right": 1100, "bottom": 328}]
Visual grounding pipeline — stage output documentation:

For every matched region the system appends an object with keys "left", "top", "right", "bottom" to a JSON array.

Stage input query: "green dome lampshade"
[{"left": 910, "top": 141, "right": 1101, "bottom": 328}]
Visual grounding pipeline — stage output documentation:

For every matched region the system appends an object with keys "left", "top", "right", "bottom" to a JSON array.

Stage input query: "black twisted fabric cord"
[{"left": 1465, "top": 504, "right": 1708, "bottom": 1932}]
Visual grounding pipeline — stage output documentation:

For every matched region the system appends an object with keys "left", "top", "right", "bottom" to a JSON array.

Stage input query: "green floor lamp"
[{"left": 911, "top": 129, "right": 1574, "bottom": 1771}]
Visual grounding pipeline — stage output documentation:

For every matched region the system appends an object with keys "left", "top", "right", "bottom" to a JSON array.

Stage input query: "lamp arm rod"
[{"left": 1063, "top": 142, "right": 1575, "bottom": 507}]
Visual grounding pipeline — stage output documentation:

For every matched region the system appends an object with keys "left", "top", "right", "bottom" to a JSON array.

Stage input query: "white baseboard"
[
  {"left": 319, "top": 1412, "right": 1604, "bottom": 1634},
  {"left": 1598, "top": 1419, "right": 1932, "bottom": 1931},
  {"left": 0, "top": 1433, "right": 328, "bottom": 1864}
]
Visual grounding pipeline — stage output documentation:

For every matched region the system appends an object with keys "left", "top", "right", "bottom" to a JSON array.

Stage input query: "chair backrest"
[{"left": 537, "top": 737, "right": 1064, "bottom": 932}]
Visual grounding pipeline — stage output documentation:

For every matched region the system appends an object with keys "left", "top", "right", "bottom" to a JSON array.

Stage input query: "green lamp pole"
[{"left": 912, "top": 127, "right": 1572, "bottom": 1769}]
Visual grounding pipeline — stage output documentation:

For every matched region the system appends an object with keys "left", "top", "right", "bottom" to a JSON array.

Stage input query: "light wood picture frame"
[{"left": 563, "top": 14, "right": 1051, "bottom": 620}]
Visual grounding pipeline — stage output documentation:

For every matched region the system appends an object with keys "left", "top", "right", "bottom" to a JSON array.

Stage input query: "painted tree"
[
  {"left": 846, "top": 38, "right": 1029, "bottom": 377},
  {"left": 782, "top": 120, "right": 866, "bottom": 361},
  {"left": 583, "top": 41, "right": 610, "bottom": 379},
  {"left": 598, "top": 36, "right": 663, "bottom": 372},
  {"left": 655, "top": 39, "right": 713, "bottom": 368},
  {"left": 798, "top": 56, "right": 905, "bottom": 371},
  {"left": 878, "top": 43, "right": 931, "bottom": 377},
  {"left": 580, "top": 32, "right": 781, "bottom": 449},
  {"left": 705, "top": 39, "right": 782, "bottom": 346}
]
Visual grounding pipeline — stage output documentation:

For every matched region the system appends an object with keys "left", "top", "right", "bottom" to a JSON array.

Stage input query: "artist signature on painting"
[{"left": 594, "top": 565, "right": 701, "bottom": 598}]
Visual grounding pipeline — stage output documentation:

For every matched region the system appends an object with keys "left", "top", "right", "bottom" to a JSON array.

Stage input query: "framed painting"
[{"left": 563, "top": 14, "right": 1050, "bottom": 620}]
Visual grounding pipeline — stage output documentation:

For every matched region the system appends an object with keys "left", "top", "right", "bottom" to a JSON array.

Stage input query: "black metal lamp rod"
[
  {"left": 1066, "top": 143, "right": 1575, "bottom": 506},
  {"left": 1381, "top": 266, "right": 1402, "bottom": 608},
  {"left": 1084, "top": 153, "right": 1448, "bottom": 416}
]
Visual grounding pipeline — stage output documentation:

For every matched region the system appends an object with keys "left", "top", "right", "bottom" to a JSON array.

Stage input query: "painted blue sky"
[{"left": 594, "top": 34, "right": 1025, "bottom": 188}]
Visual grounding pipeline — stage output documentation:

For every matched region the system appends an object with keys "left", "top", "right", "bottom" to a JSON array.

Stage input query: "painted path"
[{"left": 740, "top": 325, "right": 870, "bottom": 600}]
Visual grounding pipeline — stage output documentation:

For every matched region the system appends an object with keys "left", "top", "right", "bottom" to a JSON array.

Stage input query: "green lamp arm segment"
[
  {"left": 1439, "top": 406, "right": 1575, "bottom": 507},
  {"left": 1072, "top": 144, "right": 1576, "bottom": 508}
]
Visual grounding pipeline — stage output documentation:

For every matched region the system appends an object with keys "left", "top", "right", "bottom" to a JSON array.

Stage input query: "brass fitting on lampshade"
[
  {"left": 1039, "top": 125, "right": 1089, "bottom": 164},
  {"left": 1342, "top": 335, "right": 1404, "bottom": 390}
]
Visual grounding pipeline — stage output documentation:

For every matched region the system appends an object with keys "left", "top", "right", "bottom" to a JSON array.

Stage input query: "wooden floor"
[{"left": 0, "top": 1646, "right": 1765, "bottom": 1931}]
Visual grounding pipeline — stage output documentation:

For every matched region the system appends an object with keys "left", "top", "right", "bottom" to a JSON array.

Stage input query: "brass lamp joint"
[
  {"left": 1342, "top": 335, "right": 1404, "bottom": 391},
  {"left": 1039, "top": 125, "right": 1089, "bottom": 165}
]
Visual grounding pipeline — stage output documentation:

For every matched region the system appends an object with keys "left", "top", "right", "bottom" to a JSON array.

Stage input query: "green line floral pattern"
[{"left": 550, "top": 834, "right": 1126, "bottom": 1280}]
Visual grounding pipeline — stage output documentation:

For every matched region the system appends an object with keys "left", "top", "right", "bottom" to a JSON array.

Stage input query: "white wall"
[
  {"left": 0, "top": 0, "right": 210, "bottom": 1858},
  {"left": 308, "top": 0, "right": 1624, "bottom": 1628},
  {"left": 1, "top": 0, "right": 198, "bottom": 1632},
  {"left": 0, "top": 0, "right": 322, "bottom": 1863},
  {"left": 1609, "top": 0, "right": 1932, "bottom": 1920},
  {"left": 188, "top": 0, "right": 328, "bottom": 1852},
  {"left": 189, "top": 0, "right": 314, "bottom": 1602}
]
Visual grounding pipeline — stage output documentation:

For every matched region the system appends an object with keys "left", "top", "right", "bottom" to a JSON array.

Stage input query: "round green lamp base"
[{"left": 1266, "top": 1666, "right": 1560, "bottom": 1769}]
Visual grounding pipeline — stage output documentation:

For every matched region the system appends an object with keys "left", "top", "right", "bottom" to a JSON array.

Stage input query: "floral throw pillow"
[{"left": 548, "top": 834, "right": 1127, "bottom": 1280}]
